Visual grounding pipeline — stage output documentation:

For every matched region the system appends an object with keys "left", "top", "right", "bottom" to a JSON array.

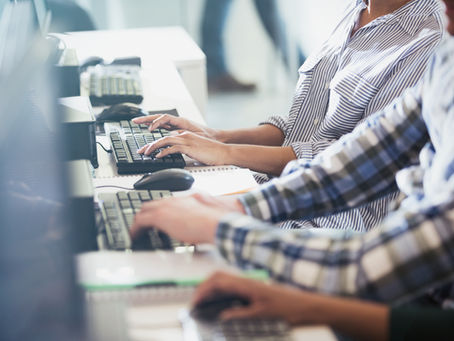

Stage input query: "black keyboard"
[
  {"left": 97, "top": 190, "right": 190, "bottom": 251},
  {"left": 87, "top": 64, "right": 144, "bottom": 106},
  {"left": 105, "top": 120, "right": 186, "bottom": 174}
]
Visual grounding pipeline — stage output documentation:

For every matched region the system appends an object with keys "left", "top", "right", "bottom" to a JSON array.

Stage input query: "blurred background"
[{"left": 58, "top": 0, "right": 348, "bottom": 129}]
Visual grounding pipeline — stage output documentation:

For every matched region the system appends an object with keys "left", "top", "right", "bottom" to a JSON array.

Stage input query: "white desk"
[{"left": 58, "top": 27, "right": 207, "bottom": 116}]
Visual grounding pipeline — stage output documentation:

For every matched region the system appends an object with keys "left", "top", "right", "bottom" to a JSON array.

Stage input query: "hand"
[
  {"left": 137, "top": 131, "right": 230, "bottom": 166},
  {"left": 192, "top": 272, "right": 324, "bottom": 325},
  {"left": 132, "top": 114, "right": 219, "bottom": 140},
  {"left": 192, "top": 192, "right": 246, "bottom": 214},
  {"left": 130, "top": 194, "right": 232, "bottom": 244}
]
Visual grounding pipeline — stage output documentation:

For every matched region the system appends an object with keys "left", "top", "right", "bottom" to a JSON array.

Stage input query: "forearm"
[
  {"left": 308, "top": 295, "right": 388, "bottom": 341},
  {"left": 218, "top": 200, "right": 454, "bottom": 303},
  {"left": 241, "top": 94, "right": 427, "bottom": 223},
  {"left": 217, "top": 124, "right": 284, "bottom": 146},
  {"left": 223, "top": 144, "right": 296, "bottom": 176}
]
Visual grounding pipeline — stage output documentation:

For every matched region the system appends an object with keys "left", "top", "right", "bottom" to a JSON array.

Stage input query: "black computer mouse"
[
  {"left": 96, "top": 103, "right": 148, "bottom": 122},
  {"left": 190, "top": 293, "right": 250, "bottom": 321},
  {"left": 133, "top": 168, "right": 194, "bottom": 191}
]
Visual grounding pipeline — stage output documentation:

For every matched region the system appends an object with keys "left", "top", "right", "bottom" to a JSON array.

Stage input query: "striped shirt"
[
  {"left": 257, "top": 0, "right": 443, "bottom": 231},
  {"left": 217, "top": 36, "right": 454, "bottom": 305}
]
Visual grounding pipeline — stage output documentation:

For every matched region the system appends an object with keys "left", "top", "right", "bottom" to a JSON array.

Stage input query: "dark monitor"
[{"left": 0, "top": 2, "right": 86, "bottom": 340}]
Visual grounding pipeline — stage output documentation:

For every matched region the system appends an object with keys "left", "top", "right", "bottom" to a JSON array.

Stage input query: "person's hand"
[
  {"left": 137, "top": 132, "right": 230, "bottom": 166},
  {"left": 192, "top": 272, "right": 324, "bottom": 325},
  {"left": 130, "top": 194, "right": 233, "bottom": 244},
  {"left": 132, "top": 114, "right": 220, "bottom": 140},
  {"left": 191, "top": 192, "right": 246, "bottom": 214}
]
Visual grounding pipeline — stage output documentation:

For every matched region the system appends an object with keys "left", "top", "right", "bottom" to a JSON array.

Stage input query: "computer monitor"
[{"left": 0, "top": 2, "right": 86, "bottom": 340}]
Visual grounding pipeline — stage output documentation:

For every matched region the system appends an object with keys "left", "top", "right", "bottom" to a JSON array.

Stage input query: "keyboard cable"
[
  {"left": 96, "top": 141, "right": 112, "bottom": 154},
  {"left": 95, "top": 185, "right": 133, "bottom": 190}
]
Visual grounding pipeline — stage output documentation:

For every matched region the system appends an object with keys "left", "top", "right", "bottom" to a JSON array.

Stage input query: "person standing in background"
[{"left": 201, "top": 0, "right": 304, "bottom": 92}]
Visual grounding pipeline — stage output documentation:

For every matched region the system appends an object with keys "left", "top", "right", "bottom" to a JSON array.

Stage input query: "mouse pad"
[
  {"left": 96, "top": 108, "right": 179, "bottom": 135},
  {"left": 147, "top": 108, "right": 179, "bottom": 117}
]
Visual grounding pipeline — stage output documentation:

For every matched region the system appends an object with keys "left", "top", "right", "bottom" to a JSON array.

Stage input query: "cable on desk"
[
  {"left": 96, "top": 141, "right": 112, "bottom": 153},
  {"left": 96, "top": 185, "right": 133, "bottom": 190}
]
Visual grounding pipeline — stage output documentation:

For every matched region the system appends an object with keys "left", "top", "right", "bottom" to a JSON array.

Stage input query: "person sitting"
[
  {"left": 130, "top": 0, "right": 454, "bottom": 307},
  {"left": 134, "top": 0, "right": 444, "bottom": 231}
]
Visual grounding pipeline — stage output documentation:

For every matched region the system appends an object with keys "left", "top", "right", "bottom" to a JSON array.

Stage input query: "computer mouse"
[
  {"left": 133, "top": 168, "right": 194, "bottom": 191},
  {"left": 190, "top": 293, "right": 250, "bottom": 321},
  {"left": 79, "top": 56, "right": 104, "bottom": 72},
  {"left": 96, "top": 103, "right": 148, "bottom": 122}
]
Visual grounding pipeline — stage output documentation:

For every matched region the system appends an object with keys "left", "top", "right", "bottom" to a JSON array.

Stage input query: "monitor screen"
[{"left": 0, "top": 3, "right": 86, "bottom": 340}]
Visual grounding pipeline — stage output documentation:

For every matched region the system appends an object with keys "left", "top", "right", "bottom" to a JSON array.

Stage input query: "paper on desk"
[
  {"left": 186, "top": 165, "right": 258, "bottom": 196},
  {"left": 93, "top": 165, "right": 258, "bottom": 197}
]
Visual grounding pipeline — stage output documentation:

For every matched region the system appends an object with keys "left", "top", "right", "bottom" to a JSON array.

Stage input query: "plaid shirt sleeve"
[
  {"left": 239, "top": 88, "right": 429, "bottom": 223},
  {"left": 216, "top": 197, "right": 454, "bottom": 303}
]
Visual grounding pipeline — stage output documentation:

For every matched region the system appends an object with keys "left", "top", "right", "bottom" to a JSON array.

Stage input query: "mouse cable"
[
  {"left": 95, "top": 185, "right": 133, "bottom": 190},
  {"left": 96, "top": 141, "right": 112, "bottom": 153}
]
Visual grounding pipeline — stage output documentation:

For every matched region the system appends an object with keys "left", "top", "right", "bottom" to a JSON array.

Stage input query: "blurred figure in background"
[
  {"left": 46, "top": 0, "right": 96, "bottom": 32},
  {"left": 201, "top": 0, "right": 304, "bottom": 92}
]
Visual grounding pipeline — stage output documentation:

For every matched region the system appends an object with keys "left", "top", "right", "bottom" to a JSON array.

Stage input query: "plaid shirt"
[{"left": 216, "top": 37, "right": 454, "bottom": 304}]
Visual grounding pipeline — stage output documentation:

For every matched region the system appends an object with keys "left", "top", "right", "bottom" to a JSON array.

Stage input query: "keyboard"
[
  {"left": 105, "top": 120, "right": 186, "bottom": 174},
  {"left": 97, "top": 190, "right": 190, "bottom": 251},
  {"left": 180, "top": 310, "right": 291, "bottom": 341},
  {"left": 87, "top": 64, "right": 144, "bottom": 106}
]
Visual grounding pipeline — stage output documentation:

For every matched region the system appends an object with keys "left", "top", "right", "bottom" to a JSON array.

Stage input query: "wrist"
[
  {"left": 220, "top": 143, "right": 235, "bottom": 165},
  {"left": 292, "top": 292, "right": 331, "bottom": 325},
  {"left": 214, "top": 129, "right": 231, "bottom": 143}
]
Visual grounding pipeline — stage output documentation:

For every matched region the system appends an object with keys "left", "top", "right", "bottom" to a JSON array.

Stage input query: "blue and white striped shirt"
[{"left": 259, "top": 0, "right": 443, "bottom": 231}]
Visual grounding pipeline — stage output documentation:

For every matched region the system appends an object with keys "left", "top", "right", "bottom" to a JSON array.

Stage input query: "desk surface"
[{"left": 59, "top": 26, "right": 205, "bottom": 68}]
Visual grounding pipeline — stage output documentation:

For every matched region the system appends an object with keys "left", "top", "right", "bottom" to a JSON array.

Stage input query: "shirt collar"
[
  {"left": 394, "top": 0, "right": 442, "bottom": 36},
  {"left": 355, "top": 0, "right": 441, "bottom": 36}
]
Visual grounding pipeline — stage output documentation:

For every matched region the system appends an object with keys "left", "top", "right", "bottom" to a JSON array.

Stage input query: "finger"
[
  {"left": 137, "top": 145, "right": 147, "bottom": 154},
  {"left": 149, "top": 115, "right": 179, "bottom": 131},
  {"left": 169, "top": 129, "right": 185, "bottom": 136},
  {"left": 142, "top": 139, "right": 169, "bottom": 156},
  {"left": 155, "top": 145, "right": 190, "bottom": 158},
  {"left": 192, "top": 272, "right": 233, "bottom": 305},
  {"left": 220, "top": 305, "right": 264, "bottom": 321},
  {"left": 192, "top": 272, "right": 252, "bottom": 306},
  {"left": 132, "top": 114, "right": 161, "bottom": 124},
  {"left": 146, "top": 135, "right": 194, "bottom": 156},
  {"left": 129, "top": 211, "right": 157, "bottom": 239}
]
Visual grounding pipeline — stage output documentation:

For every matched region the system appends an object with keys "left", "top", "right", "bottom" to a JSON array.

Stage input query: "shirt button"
[
  {"left": 325, "top": 82, "right": 330, "bottom": 89},
  {"left": 314, "top": 118, "right": 320, "bottom": 125}
]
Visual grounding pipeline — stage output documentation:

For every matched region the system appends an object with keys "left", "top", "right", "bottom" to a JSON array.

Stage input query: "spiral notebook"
[{"left": 93, "top": 165, "right": 258, "bottom": 196}]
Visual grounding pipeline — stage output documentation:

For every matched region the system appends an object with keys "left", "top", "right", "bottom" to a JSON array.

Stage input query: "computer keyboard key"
[
  {"left": 138, "top": 191, "right": 151, "bottom": 200},
  {"left": 119, "top": 200, "right": 131, "bottom": 209}
]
